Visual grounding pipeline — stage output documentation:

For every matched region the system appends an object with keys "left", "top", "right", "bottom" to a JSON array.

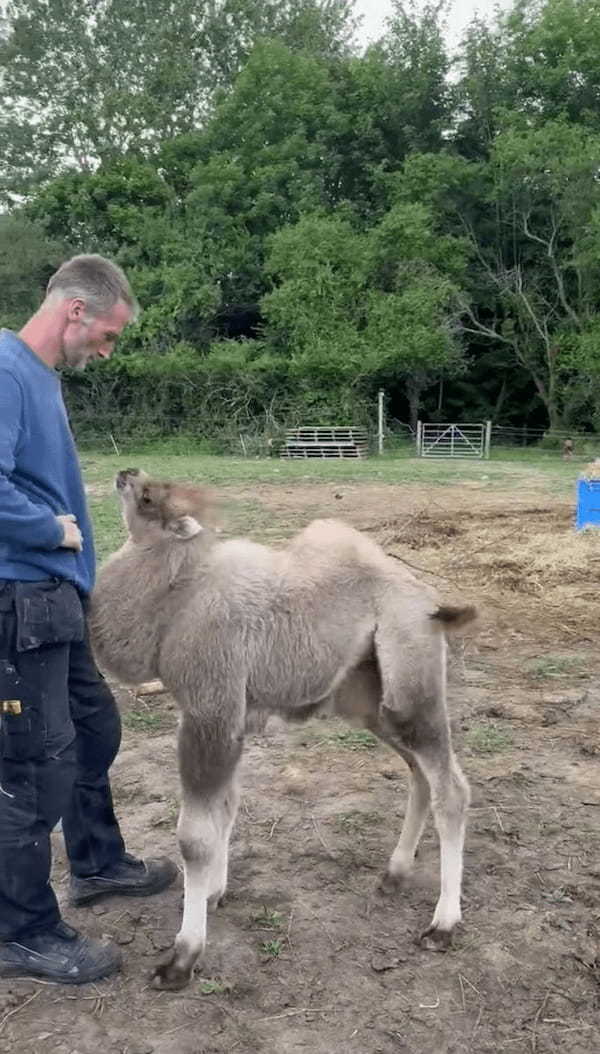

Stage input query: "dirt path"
[{"left": 2, "top": 479, "right": 599, "bottom": 1054}]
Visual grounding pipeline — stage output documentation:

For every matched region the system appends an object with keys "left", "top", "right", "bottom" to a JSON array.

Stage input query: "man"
[{"left": 0, "top": 255, "right": 177, "bottom": 984}]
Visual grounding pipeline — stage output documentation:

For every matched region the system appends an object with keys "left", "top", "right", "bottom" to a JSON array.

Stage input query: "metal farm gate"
[{"left": 417, "top": 422, "right": 491, "bottom": 460}]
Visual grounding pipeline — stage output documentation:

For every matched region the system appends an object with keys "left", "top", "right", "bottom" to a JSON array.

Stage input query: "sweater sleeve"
[{"left": 0, "top": 369, "right": 65, "bottom": 551}]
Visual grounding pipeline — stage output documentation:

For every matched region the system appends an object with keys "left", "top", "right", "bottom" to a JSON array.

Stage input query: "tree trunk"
[
  {"left": 547, "top": 405, "right": 564, "bottom": 432},
  {"left": 407, "top": 378, "right": 422, "bottom": 432},
  {"left": 493, "top": 376, "right": 507, "bottom": 422},
  {"left": 531, "top": 371, "right": 563, "bottom": 432}
]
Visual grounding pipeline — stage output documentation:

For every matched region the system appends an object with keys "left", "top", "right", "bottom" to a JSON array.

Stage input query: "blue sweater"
[{"left": 0, "top": 329, "right": 95, "bottom": 594}]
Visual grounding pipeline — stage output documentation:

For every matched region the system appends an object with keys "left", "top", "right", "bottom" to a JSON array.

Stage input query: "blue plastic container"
[{"left": 576, "top": 478, "right": 600, "bottom": 530}]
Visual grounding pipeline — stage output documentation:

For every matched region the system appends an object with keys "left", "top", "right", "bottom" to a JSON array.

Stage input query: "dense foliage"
[{"left": 2, "top": 0, "right": 600, "bottom": 440}]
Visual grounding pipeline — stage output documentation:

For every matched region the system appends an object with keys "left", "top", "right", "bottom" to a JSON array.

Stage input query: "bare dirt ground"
[{"left": 2, "top": 474, "right": 600, "bottom": 1054}]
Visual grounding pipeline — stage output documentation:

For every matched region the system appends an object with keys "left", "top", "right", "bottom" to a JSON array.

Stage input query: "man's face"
[{"left": 61, "top": 299, "right": 133, "bottom": 370}]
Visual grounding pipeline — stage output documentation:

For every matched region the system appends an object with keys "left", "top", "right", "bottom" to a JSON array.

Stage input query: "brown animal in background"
[{"left": 89, "top": 469, "right": 475, "bottom": 990}]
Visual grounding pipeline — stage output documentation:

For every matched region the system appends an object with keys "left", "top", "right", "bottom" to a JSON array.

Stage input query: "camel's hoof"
[
  {"left": 418, "top": 926, "right": 453, "bottom": 952},
  {"left": 150, "top": 950, "right": 193, "bottom": 991}
]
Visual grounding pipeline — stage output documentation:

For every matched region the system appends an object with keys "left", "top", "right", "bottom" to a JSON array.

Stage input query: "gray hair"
[{"left": 46, "top": 254, "right": 139, "bottom": 320}]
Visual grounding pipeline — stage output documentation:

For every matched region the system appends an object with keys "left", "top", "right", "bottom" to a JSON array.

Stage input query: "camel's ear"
[{"left": 168, "top": 515, "right": 203, "bottom": 540}]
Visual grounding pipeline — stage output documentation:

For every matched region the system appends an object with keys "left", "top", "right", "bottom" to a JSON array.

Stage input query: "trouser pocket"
[
  {"left": 0, "top": 580, "right": 79, "bottom": 761},
  {"left": 0, "top": 657, "right": 44, "bottom": 761},
  {"left": 14, "top": 580, "right": 84, "bottom": 652}
]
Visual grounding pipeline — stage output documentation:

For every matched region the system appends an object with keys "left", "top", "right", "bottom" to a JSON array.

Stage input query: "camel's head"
[{"left": 115, "top": 468, "right": 212, "bottom": 542}]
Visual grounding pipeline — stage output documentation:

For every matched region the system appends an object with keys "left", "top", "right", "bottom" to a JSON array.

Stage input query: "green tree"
[
  {"left": 454, "top": 17, "right": 508, "bottom": 159},
  {"left": 455, "top": 0, "right": 600, "bottom": 161},
  {"left": 459, "top": 119, "right": 600, "bottom": 430},
  {"left": 325, "top": 1, "right": 452, "bottom": 217},
  {"left": 0, "top": 0, "right": 355, "bottom": 202},
  {"left": 379, "top": 0, "right": 451, "bottom": 150},
  {"left": 501, "top": 0, "right": 600, "bottom": 130},
  {"left": 140, "top": 42, "right": 345, "bottom": 351},
  {"left": 259, "top": 205, "right": 467, "bottom": 426},
  {"left": 364, "top": 201, "right": 468, "bottom": 426},
  {"left": 0, "top": 213, "right": 67, "bottom": 329},
  {"left": 262, "top": 212, "right": 369, "bottom": 414},
  {"left": 397, "top": 115, "right": 600, "bottom": 431}
]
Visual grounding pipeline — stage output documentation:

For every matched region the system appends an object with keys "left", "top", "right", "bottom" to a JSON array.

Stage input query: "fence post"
[
  {"left": 484, "top": 420, "right": 492, "bottom": 459},
  {"left": 416, "top": 420, "right": 422, "bottom": 456},
  {"left": 377, "top": 389, "right": 384, "bottom": 455}
]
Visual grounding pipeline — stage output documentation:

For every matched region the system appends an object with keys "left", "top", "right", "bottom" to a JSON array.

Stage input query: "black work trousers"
[{"left": 0, "top": 579, "right": 125, "bottom": 940}]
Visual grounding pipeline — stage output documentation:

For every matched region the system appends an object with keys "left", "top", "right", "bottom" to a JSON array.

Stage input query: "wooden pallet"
[
  {"left": 280, "top": 427, "right": 369, "bottom": 459},
  {"left": 281, "top": 445, "right": 368, "bottom": 459}
]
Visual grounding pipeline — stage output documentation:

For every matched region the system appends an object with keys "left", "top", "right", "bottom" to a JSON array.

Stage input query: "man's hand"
[{"left": 57, "top": 513, "right": 83, "bottom": 552}]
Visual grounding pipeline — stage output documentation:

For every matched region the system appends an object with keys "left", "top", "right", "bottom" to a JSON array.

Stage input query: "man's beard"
[
  {"left": 62, "top": 315, "right": 94, "bottom": 370},
  {"left": 62, "top": 342, "right": 92, "bottom": 371}
]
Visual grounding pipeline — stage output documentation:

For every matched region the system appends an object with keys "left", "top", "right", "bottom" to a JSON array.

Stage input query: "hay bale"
[{"left": 580, "top": 458, "right": 600, "bottom": 480}]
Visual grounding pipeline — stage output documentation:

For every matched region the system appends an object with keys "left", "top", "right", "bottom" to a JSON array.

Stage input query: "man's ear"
[
  {"left": 168, "top": 515, "right": 203, "bottom": 540},
  {"left": 67, "top": 297, "right": 87, "bottom": 322}
]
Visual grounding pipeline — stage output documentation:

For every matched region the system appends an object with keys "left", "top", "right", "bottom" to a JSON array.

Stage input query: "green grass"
[
  {"left": 83, "top": 449, "right": 583, "bottom": 560},
  {"left": 199, "top": 979, "right": 230, "bottom": 995},
  {"left": 121, "top": 708, "right": 169, "bottom": 733},
  {"left": 252, "top": 907, "right": 285, "bottom": 930},
  {"left": 466, "top": 722, "right": 513, "bottom": 755},
  {"left": 525, "top": 654, "right": 588, "bottom": 681},
  {"left": 89, "top": 496, "right": 126, "bottom": 562},
  {"left": 260, "top": 939, "right": 283, "bottom": 959},
  {"left": 81, "top": 449, "right": 582, "bottom": 490},
  {"left": 318, "top": 728, "right": 379, "bottom": 751}
]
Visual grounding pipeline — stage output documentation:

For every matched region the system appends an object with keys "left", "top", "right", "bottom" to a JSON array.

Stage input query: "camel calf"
[{"left": 90, "top": 469, "right": 475, "bottom": 990}]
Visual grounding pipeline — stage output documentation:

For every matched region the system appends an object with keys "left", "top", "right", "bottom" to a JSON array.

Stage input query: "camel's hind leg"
[
  {"left": 333, "top": 659, "right": 430, "bottom": 885},
  {"left": 377, "top": 757, "right": 431, "bottom": 888},
  {"left": 374, "top": 619, "right": 470, "bottom": 948}
]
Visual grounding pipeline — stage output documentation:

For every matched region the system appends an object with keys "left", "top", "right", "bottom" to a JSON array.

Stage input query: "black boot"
[
  {"left": 0, "top": 921, "right": 122, "bottom": 984},
  {"left": 70, "top": 852, "right": 178, "bottom": 907}
]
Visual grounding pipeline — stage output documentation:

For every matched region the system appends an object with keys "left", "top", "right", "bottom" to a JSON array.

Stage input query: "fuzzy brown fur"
[{"left": 90, "top": 469, "right": 475, "bottom": 990}]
